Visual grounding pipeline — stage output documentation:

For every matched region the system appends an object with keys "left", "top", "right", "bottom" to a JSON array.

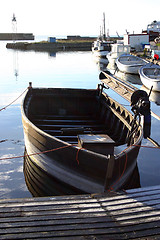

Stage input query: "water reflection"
[
  {"left": 92, "top": 55, "right": 109, "bottom": 71},
  {"left": 0, "top": 105, "right": 32, "bottom": 199},
  {"left": 13, "top": 50, "right": 19, "bottom": 80},
  {"left": 114, "top": 70, "right": 142, "bottom": 85},
  {"left": 49, "top": 52, "right": 56, "bottom": 57},
  {"left": 23, "top": 150, "right": 141, "bottom": 197}
]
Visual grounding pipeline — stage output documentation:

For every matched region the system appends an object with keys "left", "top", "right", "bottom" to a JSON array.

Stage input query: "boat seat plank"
[
  {"left": 33, "top": 119, "right": 100, "bottom": 124},
  {"left": 36, "top": 124, "right": 106, "bottom": 130},
  {"left": 1, "top": 185, "right": 160, "bottom": 239},
  {"left": 44, "top": 130, "right": 108, "bottom": 136},
  {"left": 147, "top": 74, "right": 160, "bottom": 79},
  {"left": 33, "top": 115, "right": 92, "bottom": 120},
  {"left": 124, "top": 60, "right": 144, "bottom": 64}
]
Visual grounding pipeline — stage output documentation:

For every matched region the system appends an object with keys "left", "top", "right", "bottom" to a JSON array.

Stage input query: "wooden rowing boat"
[{"left": 22, "top": 84, "right": 144, "bottom": 197}]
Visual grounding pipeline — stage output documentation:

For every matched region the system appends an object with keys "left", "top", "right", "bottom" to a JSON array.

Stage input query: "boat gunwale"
[
  {"left": 116, "top": 54, "right": 147, "bottom": 68},
  {"left": 21, "top": 87, "right": 143, "bottom": 160}
]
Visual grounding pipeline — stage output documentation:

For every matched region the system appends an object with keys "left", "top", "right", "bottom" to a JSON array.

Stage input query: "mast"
[{"left": 103, "top": 12, "right": 106, "bottom": 39}]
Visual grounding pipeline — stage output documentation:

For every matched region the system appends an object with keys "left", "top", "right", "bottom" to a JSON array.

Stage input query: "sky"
[{"left": 0, "top": 0, "right": 160, "bottom": 37}]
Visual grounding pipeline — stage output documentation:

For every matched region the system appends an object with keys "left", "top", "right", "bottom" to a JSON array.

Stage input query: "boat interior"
[
  {"left": 119, "top": 55, "right": 145, "bottom": 65},
  {"left": 25, "top": 88, "right": 138, "bottom": 153},
  {"left": 143, "top": 68, "right": 160, "bottom": 79}
]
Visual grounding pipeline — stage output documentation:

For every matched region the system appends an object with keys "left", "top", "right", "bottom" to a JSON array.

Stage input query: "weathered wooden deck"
[{"left": 0, "top": 185, "right": 160, "bottom": 239}]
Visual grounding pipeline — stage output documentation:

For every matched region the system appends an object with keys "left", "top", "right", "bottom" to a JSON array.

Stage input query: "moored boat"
[
  {"left": 92, "top": 39, "right": 111, "bottom": 58},
  {"left": 139, "top": 63, "right": 160, "bottom": 92},
  {"left": 92, "top": 12, "right": 112, "bottom": 58},
  {"left": 107, "top": 43, "right": 131, "bottom": 65},
  {"left": 22, "top": 84, "right": 150, "bottom": 197},
  {"left": 116, "top": 54, "right": 147, "bottom": 74}
]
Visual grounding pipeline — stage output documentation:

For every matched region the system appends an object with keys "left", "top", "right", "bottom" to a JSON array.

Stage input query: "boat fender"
[
  {"left": 154, "top": 54, "right": 159, "bottom": 60},
  {"left": 131, "top": 90, "right": 151, "bottom": 138}
]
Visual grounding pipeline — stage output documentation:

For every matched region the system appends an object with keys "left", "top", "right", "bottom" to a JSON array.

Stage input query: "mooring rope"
[
  {"left": 0, "top": 144, "right": 74, "bottom": 161},
  {"left": 0, "top": 143, "right": 159, "bottom": 162},
  {"left": 0, "top": 88, "right": 28, "bottom": 112}
]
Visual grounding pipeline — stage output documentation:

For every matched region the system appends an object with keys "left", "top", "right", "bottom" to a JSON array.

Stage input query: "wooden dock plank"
[{"left": 0, "top": 185, "right": 160, "bottom": 239}]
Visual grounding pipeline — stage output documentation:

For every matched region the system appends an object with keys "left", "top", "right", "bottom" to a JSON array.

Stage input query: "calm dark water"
[{"left": 0, "top": 42, "right": 160, "bottom": 199}]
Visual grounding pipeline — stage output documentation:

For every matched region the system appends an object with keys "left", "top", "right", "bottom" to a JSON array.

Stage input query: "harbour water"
[{"left": 0, "top": 41, "right": 160, "bottom": 199}]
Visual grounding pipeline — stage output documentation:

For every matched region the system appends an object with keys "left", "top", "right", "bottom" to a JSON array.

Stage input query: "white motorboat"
[
  {"left": 92, "top": 39, "right": 111, "bottom": 58},
  {"left": 92, "top": 12, "right": 112, "bottom": 58},
  {"left": 107, "top": 43, "right": 130, "bottom": 65},
  {"left": 139, "top": 63, "right": 160, "bottom": 92},
  {"left": 116, "top": 54, "right": 147, "bottom": 74}
]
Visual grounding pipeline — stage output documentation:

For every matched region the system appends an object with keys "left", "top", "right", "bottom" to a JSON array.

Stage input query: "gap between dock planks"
[{"left": 0, "top": 185, "right": 160, "bottom": 239}]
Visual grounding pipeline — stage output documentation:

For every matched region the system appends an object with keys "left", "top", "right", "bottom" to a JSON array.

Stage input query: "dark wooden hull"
[{"left": 22, "top": 87, "right": 143, "bottom": 197}]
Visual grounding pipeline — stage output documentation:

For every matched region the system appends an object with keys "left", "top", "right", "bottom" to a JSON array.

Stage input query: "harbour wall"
[
  {"left": 6, "top": 36, "right": 123, "bottom": 52},
  {"left": 6, "top": 41, "right": 93, "bottom": 51},
  {"left": 0, "top": 33, "right": 34, "bottom": 41}
]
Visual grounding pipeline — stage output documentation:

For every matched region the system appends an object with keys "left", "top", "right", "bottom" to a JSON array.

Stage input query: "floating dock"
[{"left": 0, "top": 185, "right": 160, "bottom": 239}]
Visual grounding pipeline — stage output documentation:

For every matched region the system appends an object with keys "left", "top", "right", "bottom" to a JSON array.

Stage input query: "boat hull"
[
  {"left": 22, "top": 87, "right": 142, "bottom": 196},
  {"left": 116, "top": 54, "right": 147, "bottom": 74}
]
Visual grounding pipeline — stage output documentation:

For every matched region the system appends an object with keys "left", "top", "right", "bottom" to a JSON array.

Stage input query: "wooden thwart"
[{"left": 0, "top": 185, "right": 160, "bottom": 239}]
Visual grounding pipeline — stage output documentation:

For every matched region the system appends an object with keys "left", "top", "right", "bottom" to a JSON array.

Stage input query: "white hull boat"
[
  {"left": 92, "top": 13, "right": 112, "bottom": 58},
  {"left": 92, "top": 40, "right": 111, "bottom": 58},
  {"left": 139, "top": 63, "right": 160, "bottom": 92},
  {"left": 116, "top": 54, "right": 147, "bottom": 74},
  {"left": 107, "top": 43, "right": 130, "bottom": 65}
]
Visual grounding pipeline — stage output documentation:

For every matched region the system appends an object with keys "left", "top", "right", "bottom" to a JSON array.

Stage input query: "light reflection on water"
[{"left": 0, "top": 42, "right": 160, "bottom": 199}]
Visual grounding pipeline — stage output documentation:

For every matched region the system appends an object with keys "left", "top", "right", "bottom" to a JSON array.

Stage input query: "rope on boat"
[
  {"left": 0, "top": 87, "right": 28, "bottom": 112},
  {"left": 0, "top": 143, "right": 159, "bottom": 162}
]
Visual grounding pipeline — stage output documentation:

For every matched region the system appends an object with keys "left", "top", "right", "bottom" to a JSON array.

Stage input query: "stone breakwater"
[{"left": 6, "top": 41, "right": 92, "bottom": 51}]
